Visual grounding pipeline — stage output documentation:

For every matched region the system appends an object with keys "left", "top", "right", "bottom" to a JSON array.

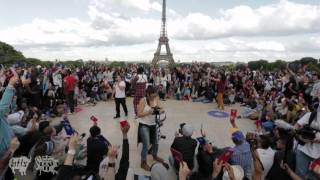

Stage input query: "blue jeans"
[
  {"left": 295, "top": 149, "right": 314, "bottom": 178},
  {"left": 139, "top": 124, "right": 158, "bottom": 161}
]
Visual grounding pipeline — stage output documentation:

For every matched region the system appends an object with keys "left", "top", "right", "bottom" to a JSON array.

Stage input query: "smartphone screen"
[
  {"left": 120, "top": 120, "right": 128, "bottom": 128},
  {"left": 230, "top": 109, "right": 237, "bottom": 122},
  {"left": 90, "top": 116, "right": 98, "bottom": 122},
  {"left": 310, "top": 159, "right": 320, "bottom": 170},
  {"left": 171, "top": 148, "right": 183, "bottom": 163}
]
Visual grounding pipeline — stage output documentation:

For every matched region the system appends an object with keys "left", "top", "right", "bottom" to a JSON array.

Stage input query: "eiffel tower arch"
[{"left": 151, "top": 0, "right": 175, "bottom": 66}]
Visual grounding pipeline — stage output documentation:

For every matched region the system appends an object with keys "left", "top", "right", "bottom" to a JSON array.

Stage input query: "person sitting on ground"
[
  {"left": 98, "top": 124, "right": 130, "bottom": 180},
  {"left": 230, "top": 121, "right": 252, "bottom": 179},
  {"left": 256, "top": 135, "right": 275, "bottom": 179},
  {"left": 86, "top": 125, "right": 111, "bottom": 173},
  {"left": 197, "top": 136, "right": 228, "bottom": 178},
  {"left": 57, "top": 123, "right": 130, "bottom": 180},
  {"left": 170, "top": 124, "right": 197, "bottom": 171},
  {"left": 267, "top": 136, "right": 296, "bottom": 180}
]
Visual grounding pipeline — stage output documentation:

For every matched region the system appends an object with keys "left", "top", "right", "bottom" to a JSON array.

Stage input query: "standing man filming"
[{"left": 113, "top": 75, "right": 128, "bottom": 119}]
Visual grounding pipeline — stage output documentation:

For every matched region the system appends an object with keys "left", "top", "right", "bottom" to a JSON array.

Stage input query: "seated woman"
[
  {"left": 42, "top": 88, "right": 57, "bottom": 117},
  {"left": 137, "top": 86, "right": 168, "bottom": 171},
  {"left": 193, "top": 85, "right": 214, "bottom": 103},
  {"left": 181, "top": 82, "right": 192, "bottom": 101}
]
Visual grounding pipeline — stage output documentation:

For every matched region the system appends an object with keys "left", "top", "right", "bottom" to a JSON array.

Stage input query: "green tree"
[
  {"left": 0, "top": 41, "right": 25, "bottom": 64},
  {"left": 248, "top": 60, "right": 268, "bottom": 70}
]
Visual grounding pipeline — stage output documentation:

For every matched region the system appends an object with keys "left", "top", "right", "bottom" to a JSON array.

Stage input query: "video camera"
[
  {"left": 152, "top": 106, "right": 161, "bottom": 115},
  {"left": 246, "top": 132, "right": 259, "bottom": 149},
  {"left": 275, "top": 119, "right": 320, "bottom": 146}
]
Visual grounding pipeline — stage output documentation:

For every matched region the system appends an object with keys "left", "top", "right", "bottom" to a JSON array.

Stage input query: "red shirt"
[
  {"left": 217, "top": 80, "right": 226, "bottom": 93},
  {"left": 64, "top": 75, "right": 77, "bottom": 92}
]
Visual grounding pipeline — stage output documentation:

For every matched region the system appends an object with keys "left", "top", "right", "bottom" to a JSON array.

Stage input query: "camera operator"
[
  {"left": 294, "top": 104, "right": 320, "bottom": 178},
  {"left": 137, "top": 86, "right": 166, "bottom": 171}
]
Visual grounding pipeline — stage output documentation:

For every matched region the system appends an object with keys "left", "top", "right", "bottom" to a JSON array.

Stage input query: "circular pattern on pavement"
[{"left": 208, "top": 110, "right": 229, "bottom": 118}]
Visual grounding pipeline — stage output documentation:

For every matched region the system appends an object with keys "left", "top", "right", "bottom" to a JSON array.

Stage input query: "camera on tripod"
[
  {"left": 152, "top": 106, "right": 161, "bottom": 115},
  {"left": 153, "top": 106, "right": 166, "bottom": 139}
]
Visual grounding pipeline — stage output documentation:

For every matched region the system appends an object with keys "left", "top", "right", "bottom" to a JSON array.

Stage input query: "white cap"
[{"left": 182, "top": 124, "right": 194, "bottom": 137}]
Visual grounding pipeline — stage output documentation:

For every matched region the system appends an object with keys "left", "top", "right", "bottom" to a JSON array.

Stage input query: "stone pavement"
[{"left": 54, "top": 98, "right": 256, "bottom": 180}]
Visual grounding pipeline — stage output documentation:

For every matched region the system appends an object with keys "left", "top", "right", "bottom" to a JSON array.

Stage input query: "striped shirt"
[{"left": 230, "top": 141, "right": 252, "bottom": 178}]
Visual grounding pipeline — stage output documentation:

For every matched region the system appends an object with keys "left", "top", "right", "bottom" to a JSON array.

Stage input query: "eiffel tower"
[{"left": 151, "top": 0, "right": 175, "bottom": 66}]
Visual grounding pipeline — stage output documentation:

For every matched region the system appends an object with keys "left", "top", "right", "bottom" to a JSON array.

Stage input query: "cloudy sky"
[{"left": 0, "top": 0, "right": 320, "bottom": 62}]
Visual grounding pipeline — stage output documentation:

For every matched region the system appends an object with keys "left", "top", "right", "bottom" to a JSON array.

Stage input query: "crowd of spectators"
[{"left": 0, "top": 61, "right": 320, "bottom": 180}]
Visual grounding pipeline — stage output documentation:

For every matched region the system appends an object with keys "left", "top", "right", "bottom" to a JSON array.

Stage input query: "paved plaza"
[{"left": 54, "top": 98, "right": 255, "bottom": 179}]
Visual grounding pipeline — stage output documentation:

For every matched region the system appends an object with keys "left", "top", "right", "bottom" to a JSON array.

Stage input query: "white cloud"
[
  {"left": 0, "top": 0, "right": 319, "bottom": 61},
  {"left": 171, "top": 0, "right": 320, "bottom": 39}
]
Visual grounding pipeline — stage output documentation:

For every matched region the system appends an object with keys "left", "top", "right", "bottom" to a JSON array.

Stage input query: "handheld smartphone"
[
  {"left": 90, "top": 116, "right": 98, "bottom": 123},
  {"left": 218, "top": 149, "right": 234, "bottom": 163},
  {"left": 230, "top": 109, "right": 237, "bottom": 122},
  {"left": 120, "top": 120, "right": 129, "bottom": 128},
  {"left": 171, "top": 148, "right": 183, "bottom": 163},
  {"left": 310, "top": 159, "right": 320, "bottom": 170}
]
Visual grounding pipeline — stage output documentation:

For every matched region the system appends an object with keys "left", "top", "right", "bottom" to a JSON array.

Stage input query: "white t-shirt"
[
  {"left": 257, "top": 147, "right": 275, "bottom": 179},
  {"left": 297, "top": 112, "right": 320, "bottom": 159},
  {"left": 114, "top": 81, "right": 126, "bottom": 98},
  {"left": 137, "top": 74, "right": 148, "bottom": 83},
  {"left": 106, "top": 71, "right": 114, "bottom": 82},
  {"left": 138, "top": 98, "right": 156, "bottom": 126},
  {"left": 160, "top": 76, "right": 167, "bottom": 87}
]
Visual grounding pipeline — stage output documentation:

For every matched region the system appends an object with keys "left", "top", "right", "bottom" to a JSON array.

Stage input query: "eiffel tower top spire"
[
  {"left": 160, "top": 0, "right": 167, "bottom": 37},
  {"left": 151, "top": 0, "right": 174, "bottom": 65}
]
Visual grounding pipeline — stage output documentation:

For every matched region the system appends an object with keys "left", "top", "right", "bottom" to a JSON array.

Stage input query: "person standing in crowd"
[
  {"left": 113, "top": 75, "right": 128, "bottom": 119},
  {"left": 63, "top": 69, "right": 77, "bottom": 114},
  {"left": 0, "top": 76, "right": 18, "bottom": 155},
  {"left": 137, "top": 86, "right": 167, "bottom": 171},
  {"left": 212, "top": 72, "right": 227, "bottom": 110},
  {"left": 160, "top": 71, "right": 168, "bottom": 100},
  {"left": 132, "top": 67, "right": 148, "bottom": 118}
]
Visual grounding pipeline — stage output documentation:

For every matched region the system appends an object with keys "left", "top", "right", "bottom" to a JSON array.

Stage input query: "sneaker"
[{"left": 113, "top": 116, "right": 120, "bottom": 119}]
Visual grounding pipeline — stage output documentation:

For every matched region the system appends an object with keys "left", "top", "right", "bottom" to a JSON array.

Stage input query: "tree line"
[{"left": 1, "top": 41, "right": 319, "bottom": 71}]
